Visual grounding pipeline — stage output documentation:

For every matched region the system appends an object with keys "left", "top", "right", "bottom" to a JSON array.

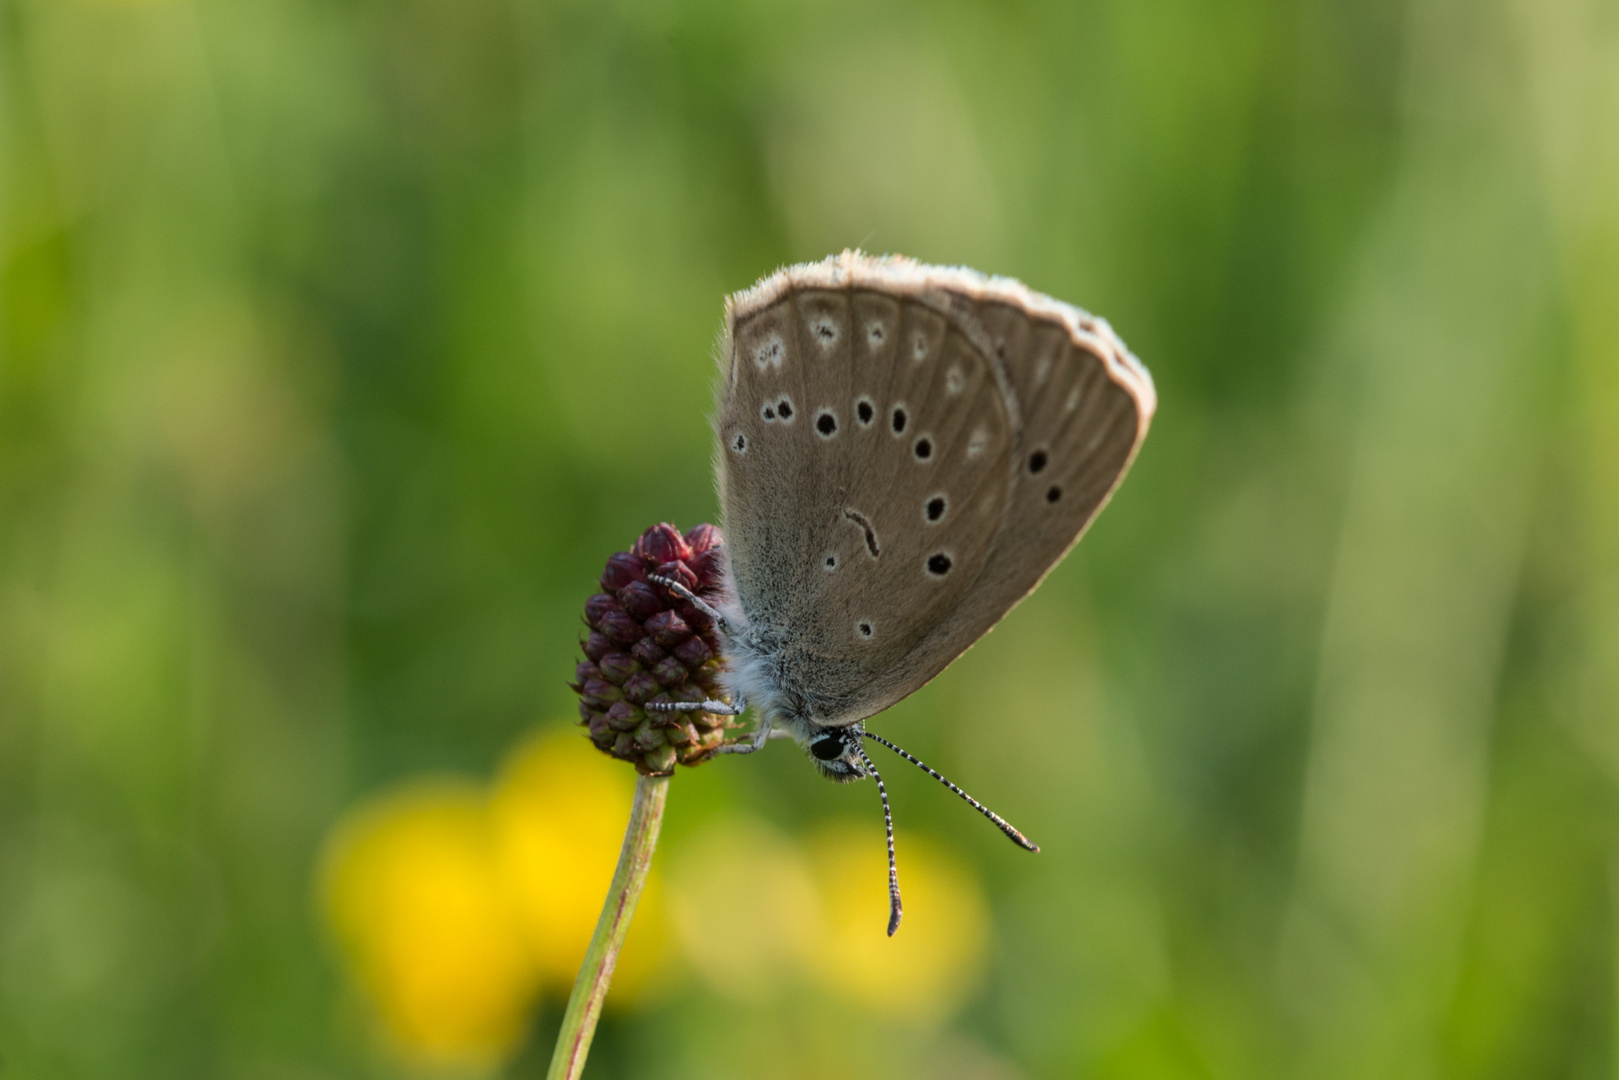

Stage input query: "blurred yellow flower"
[
  {"left": 489, "top": 729, "right": 670, "bottom": 998},
  {"left": 804, "top": 823, "right": 989, "bottom": 1024},
  {"left": 666, "top": 816, "right": 820, "bottom": 997},
  {"left": 319, "top": 780, "right": 536, "bottom": 1070},
  {"left": 319, "top": 724, "right": 985, "bottom": 1071},
  {"left": 318, "top": 727, "right": 671, "bottom": 1069},
  {"left": 663, "top": 816, "right": 990, "bottom": 1024}
]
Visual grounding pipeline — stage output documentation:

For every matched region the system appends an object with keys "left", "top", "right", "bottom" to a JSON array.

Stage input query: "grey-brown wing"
[
  {"left": 714, "top": 253, "right": 1153, "bottom": 725},
  {"left": 715, "top": 267, "right": 1015, "bottom": 723},
  {"left": 863, "top": 292, "right": 1152, "bottom": 713}
]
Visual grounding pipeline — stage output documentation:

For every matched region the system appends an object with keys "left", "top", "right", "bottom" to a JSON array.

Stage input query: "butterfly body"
[{"left": 707, "top": 252, "right": 1155, "bottom": 775}]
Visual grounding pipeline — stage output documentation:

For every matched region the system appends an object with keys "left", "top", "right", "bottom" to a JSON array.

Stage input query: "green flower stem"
[{"left": 546, "top": 771, "right": 671, "bottom": 1080}]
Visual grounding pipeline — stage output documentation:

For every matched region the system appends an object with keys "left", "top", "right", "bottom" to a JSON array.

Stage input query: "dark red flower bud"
[
  {"left": 580, "top": 678, "right": 622, "bottom": 710},
  {"left": 597, "top": 652, "right": 640, "bottom": 685},
  {"left": 635, "top": 523, "right": 690, "bottom": 567},
  {"left": 673, "top": 635, "right": 712, "bottom": 668},
  {"left": 584, "top": 593, "right": 621, "bottom": 626},
  {"left": 616, "top": 580, "right": 665, "bottom": 621},
  {"left": 598, "top": 610, "right": 644, "bottom": 646},
  {"left": 684, "top": 523, "right": 722, "bottom": 555},
  {"left": 631, "top": 638, "right": 667, "bottom": 667},
  {"left": 621, "top": 671, "right": 663, "bottom": 705},
  {"left": 583, "top": 632, "right": 613, "bottom": 662},
  {"left": 689, "top": 548, "right": 725, "bottom": 585},
  {"left": 645, "top": 609, "right": 691, "bottom": 648},
  {"left": 654, "top": 560, "right": 700, "bottom": 594},
  {"left": 652, "top": 655, "right": 690, "bottom": 687},
  {"left": 606, "top": 700, "right": 643, "bottom": 732},
  {"left": 600, "top": 552, "right": 646, "bottom": 592}
]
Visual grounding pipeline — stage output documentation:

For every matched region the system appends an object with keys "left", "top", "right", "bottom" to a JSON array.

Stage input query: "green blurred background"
[{"left": 4, "top": 0, "right": 1618, "bottom": 1075}]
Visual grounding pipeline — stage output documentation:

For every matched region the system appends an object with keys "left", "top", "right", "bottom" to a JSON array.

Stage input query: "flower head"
[{"left": 572, "top": 523, "right": 736, "bottom": 775}]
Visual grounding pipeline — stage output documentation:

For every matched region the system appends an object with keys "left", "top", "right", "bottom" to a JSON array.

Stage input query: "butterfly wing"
[{"left": 715, "top": 252, "right": 1154, "bottom": 725}]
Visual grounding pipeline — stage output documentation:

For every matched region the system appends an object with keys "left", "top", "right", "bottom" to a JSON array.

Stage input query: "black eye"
[
  {"left": 777, "top": 399, "right": 794, "bottom": 420},
  {"left": 926, "top": 496, "right": 946, "bottom": 521},
  {"left": 891, "top": 407, "right": 907, "bottom": 434},
  {"left": 816, "top": 412, "right": 837, "bottom": 436},
  {"left": 811, "top": 735, "right": 844, "bottom": 760},
  {"left": 857, "top": 400, "right": 874, "bottom": 425},
  {"left": 914, "top": 437, "right": 933, "bottom": 460},
  {"left": 1046, "top": 485, "right": 1062, "bottom": 503},
  {"left": 927, "top": 553, "right": 953, "bottom": 575},
  {"left": 1028, "top": 450, "right": 1048, "bottom": 474}
]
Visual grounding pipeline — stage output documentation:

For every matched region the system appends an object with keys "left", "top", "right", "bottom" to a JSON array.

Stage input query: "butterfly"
[{"left": 648, "top": 251, "right": 1155, "bottom": 933}]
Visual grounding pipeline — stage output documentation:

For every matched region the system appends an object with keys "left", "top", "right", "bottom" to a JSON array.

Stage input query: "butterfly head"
[{"left": 805, "top": 724, "right": 867, "bottom": 783}]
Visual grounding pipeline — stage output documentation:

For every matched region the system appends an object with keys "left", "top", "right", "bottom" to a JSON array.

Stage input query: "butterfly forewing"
[
  {"left": 797, "top": 301, "right": 1012, "bottom": 685},
  {"left": 716, "top": 253, "right": 1153, "bottom": 726},
  {"left": 719, "top": 283, "right": 1013, "bottom": 717}
]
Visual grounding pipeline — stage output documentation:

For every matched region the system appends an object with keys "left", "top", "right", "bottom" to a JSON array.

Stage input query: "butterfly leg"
[
  {"left": 715, "top": 713, "right": 772, "bottom": 755},
  {"left": 649, "top": 695, "right": 768, "bottom": 754},
  {"left": 646, "top": 695, "right": 748, "bottom": 717},
  {"left": 647, "top": 574, "right": 739, "bottom": 639}
]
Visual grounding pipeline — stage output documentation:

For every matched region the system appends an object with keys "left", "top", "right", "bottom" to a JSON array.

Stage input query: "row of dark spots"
[
  {"left": 744, "top": 401, "right": 1059, "bottom": 507},
  {"left": 880, "top": 406, "right": 938, "bottom": 462},
  {"left": 1026, "top": 448, "right": 1062, "bottom": 502},
  {"left": 764, "top": 397, "right": 894, "bottom": 434},
  {"left": 822, "top": 399, "right": 873, "bottom": 437},
  {"left": 816, "top": 402, "right": 931, "bottom": 465},
  {"left": 826, "top": 548, "right": 950, "bottom": 577},
  {"left": 757, "top": 398, "right": 945, "bottom": 476}
]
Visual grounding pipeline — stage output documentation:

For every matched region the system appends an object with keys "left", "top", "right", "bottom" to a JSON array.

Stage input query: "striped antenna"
[
  {"left": 852, "top": 741, "right": 904, "bottom": 936},
  {"left": 861, "top": 731, "right": 1040, "bottom": 852}
]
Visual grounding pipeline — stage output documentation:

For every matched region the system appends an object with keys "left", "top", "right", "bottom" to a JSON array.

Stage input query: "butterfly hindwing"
[{"left": 967, "top": 300, "right": 1149, "bottom": 613}]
